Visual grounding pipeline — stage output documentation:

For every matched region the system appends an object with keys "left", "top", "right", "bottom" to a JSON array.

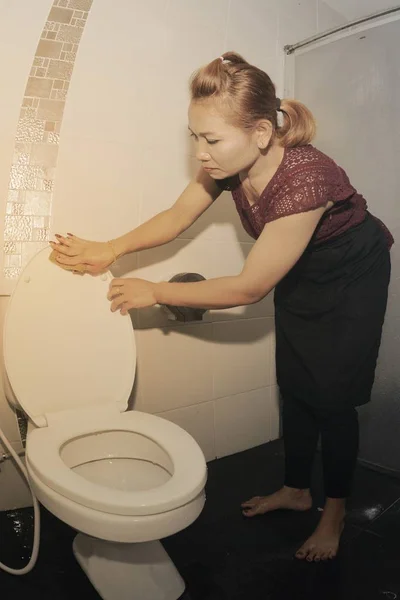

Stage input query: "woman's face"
[{"left": 188, "top": 100, "right": 266, "bottom": 178}]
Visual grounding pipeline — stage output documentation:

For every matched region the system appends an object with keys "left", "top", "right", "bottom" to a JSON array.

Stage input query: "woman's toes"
[
  {"left": 295, "top": 548, "right": 308, "bottom": 560},
  {"left": 241, "top": 496, "right": 260, "bottom": 508},
  {"left": 306, "top": 552, "right": 315, "bottom": 562},
  {"left": 242, "top": 506, "right": 259, "bottom": 517},
  {"left": 313, "top": 553, "right": 321, "bottom": 562}
]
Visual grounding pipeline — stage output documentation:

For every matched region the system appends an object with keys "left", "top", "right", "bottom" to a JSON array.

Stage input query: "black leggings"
[{"left": 282, "top": 395, "right": 359, "bottom": 498}]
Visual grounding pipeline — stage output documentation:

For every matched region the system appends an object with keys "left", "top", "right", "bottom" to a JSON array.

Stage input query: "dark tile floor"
[{"left": 1, "top": 439, "right": 400, "bottom": 599}]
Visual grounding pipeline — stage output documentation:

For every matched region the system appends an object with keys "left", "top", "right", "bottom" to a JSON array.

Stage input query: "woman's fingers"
[
  {"left": 52, "top": 252, "right": 85, "bottom": 266},
  {"left": 50, "top": 233, "right": 85, "bottom": 257},
  {"left": 107, "top": 282, "right": 124, "bottom": 300},
  {"left": 108, "top": 280, "right": 127, "bottom": 311},
  {"left": 53, "top": 232, "right": 86, "bottom": 250},
  {"left": 65, "top": 233, "right": 86, "bottom": 242},
  {"left": 110, "top": 295, "right": 127, "bottom": 313},
  {"left": 49, "top": 242, "right": 78, "bottom": 257},
  {"left": 55, "top": 234, "right": 72, "bottom": 245}
]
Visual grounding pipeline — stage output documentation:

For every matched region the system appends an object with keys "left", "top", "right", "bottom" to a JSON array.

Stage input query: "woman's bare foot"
[
  {"left": 295, "top": 497, "right": 346, "bottom": 562},
  {"left": 241, "top": 486, "right": 312, "bottom": 517}
]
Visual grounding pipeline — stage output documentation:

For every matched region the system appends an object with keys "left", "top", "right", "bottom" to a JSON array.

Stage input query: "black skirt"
[{"left": 274, "top": 213, "right": 391, "bottom": 410}]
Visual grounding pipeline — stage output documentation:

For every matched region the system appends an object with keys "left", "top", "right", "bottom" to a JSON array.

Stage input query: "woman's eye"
[{"left": 189, "top": 133, "right": 219, "bottom": 145}]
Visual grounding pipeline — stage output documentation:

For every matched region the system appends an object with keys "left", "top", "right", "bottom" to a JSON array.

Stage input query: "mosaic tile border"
[{"left": 3, "top": 0, "right": 94, "bottom": 280}]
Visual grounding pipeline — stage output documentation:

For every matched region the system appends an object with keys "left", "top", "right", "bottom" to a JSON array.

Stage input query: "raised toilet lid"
[{"left": 3, "top": 247, "right": 136, "bottom": 427}]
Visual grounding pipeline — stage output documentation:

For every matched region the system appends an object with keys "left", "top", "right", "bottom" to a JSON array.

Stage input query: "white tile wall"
[
  {"left": 278, "top": 0, "right": 318, "bottom": 48},
  {"left": 0, "top": 399, "right": 20, "bottom": 445},
  {"left": 226, "top": 0, "right": 280, "bottom": 84},
  {"left": 0, "top": 456, "right": 32, "bottom": 511},
  {"left": 0, "top": 296, "right": 32, "bottom": 509},
  {"left": 212, "top": 318, "right": 274, "bottom": 399},
  {"left": 134, "top": 324, "right": 215, "bottom": 413},
  {"left": 317, "top": 1, "right": 347, "bottom": 32},
  {"left": 53, "top": 136, "right": 143, "bottom": 242},
  {"left": 60, "top": 0, "right": 169, "bottom": 145},
  {"left": 0, "top": 0, "right": 53, "bottom": 139},
  {"left": 214, "top": 386, "right": 277, "bottom": 458},
  {"left": 180, "top": 190, "right": 254, "bottom": 245},
  {"left": 134, "top": 317, "right": 278, "bottom": 461},
  {"left": 162, "top": 0, "right": 230, "bottom": 76},
  {"left": 156, "top": 401, "right": 215, "bottom": 462}
]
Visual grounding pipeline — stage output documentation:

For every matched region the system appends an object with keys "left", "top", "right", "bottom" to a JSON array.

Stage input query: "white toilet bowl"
[{"left": 3, "top": 248, "right": 207, "bottom": 600}]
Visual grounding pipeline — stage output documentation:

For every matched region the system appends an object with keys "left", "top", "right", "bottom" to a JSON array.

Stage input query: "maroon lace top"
[{"left": 217, "top": 145, "right": 394, "bottom": 248}]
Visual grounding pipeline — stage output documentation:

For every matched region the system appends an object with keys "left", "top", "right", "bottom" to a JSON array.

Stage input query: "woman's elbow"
[{"left": 241, "top": 282, "right": 271, "bottom": 305}]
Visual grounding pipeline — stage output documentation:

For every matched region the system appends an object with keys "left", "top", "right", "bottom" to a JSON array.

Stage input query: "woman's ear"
[{"left": 255, "top": 119, "right": 273, "bottom": 149}]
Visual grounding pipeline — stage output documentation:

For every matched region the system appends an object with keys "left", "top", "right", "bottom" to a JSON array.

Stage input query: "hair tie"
[
  {"left": 276, "top": 97, "right": 282, "bottom": 112},
  {"left": 219, "top": 56, "right": 231, "bottom": 64}
]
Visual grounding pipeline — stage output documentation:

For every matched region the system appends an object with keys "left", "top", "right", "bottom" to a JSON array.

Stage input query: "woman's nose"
[{"left": 196, "top": 150, "right": 211, "bottom": 162}]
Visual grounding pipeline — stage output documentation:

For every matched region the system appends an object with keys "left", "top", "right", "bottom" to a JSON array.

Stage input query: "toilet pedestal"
[{"left": 73, "top": 533, "right": 185, "bottom": 600}]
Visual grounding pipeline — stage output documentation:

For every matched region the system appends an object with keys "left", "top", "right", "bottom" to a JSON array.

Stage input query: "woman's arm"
[
  {"left": 109, "top": 206, "right": 327, "bottom": 313},
  {"left": 50, "top": 169, "right": 222, "bottom": 272},
  {"left": 112, "top": 169, "right": 223, "bottom": 256}
]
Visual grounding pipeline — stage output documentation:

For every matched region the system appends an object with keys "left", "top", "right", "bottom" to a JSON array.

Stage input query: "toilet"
[{"left": 3, "top": 247, "right": 207, "bottom": 600}]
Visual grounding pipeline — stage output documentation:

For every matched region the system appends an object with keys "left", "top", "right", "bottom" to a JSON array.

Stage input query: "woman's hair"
[{"left": 190, "top": 51, "right": 316, "bottom": 148}]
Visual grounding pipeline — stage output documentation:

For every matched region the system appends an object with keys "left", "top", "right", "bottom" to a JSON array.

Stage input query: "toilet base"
[{"left": 72, "top": 532, "right": 185, "bottom": 600}]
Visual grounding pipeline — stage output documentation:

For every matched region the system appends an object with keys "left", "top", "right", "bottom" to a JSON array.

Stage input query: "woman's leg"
[
  {"left": 241, "top": 395, "right": 318, "bottom": 516},
  {"left": 295, "top": 406, "right": 359, "bottom": 561},
  {"left": 283, "top": 395, "right": 321, "bottom": 490},
  {"left": 320, "top": 406, "right": 359, "bottom": 499}
]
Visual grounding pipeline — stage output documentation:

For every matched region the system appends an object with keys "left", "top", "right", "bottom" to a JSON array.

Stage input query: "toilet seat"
[
  {"left": 4, "top": 247, "right": 136, "bottom": 428},
  {"left": 27, "top": 407, "right": 207, "bottom": 516}
]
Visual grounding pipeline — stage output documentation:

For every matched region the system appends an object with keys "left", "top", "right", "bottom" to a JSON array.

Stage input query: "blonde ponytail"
[{"left": 276, "top": 99, "right": 316, "bottom": 147}]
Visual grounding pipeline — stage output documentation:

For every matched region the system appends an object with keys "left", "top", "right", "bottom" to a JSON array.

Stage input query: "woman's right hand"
[{"left": 49, "top": 233, "right": 116, "bottom": 274}]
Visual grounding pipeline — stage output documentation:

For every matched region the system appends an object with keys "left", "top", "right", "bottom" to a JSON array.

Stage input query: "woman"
[{"left": 50, "top": 52, "right": 393, "bottom": 562}]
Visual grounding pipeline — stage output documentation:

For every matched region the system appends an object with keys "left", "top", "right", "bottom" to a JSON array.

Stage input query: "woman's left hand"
[{"left": 108, "top": 278, "right": 158, "bottom": 315}]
